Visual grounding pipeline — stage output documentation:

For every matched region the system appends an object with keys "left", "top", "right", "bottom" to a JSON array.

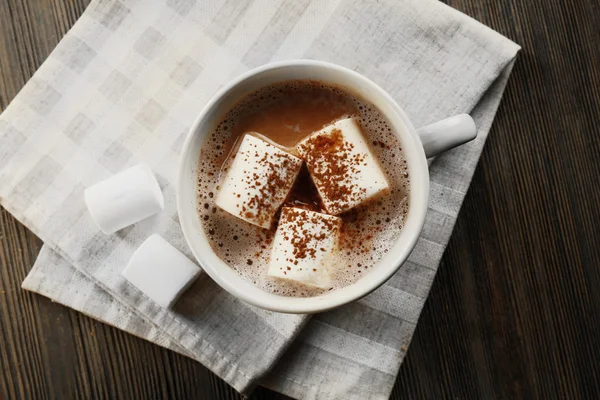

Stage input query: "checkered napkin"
[{"left": 0, "top": 0, "right": 519, "bottom": 398}]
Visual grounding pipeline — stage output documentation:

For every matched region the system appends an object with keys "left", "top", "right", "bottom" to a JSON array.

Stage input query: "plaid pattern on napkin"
[{"left": 1, "top": 0, "right": 519, "bottom": 398}]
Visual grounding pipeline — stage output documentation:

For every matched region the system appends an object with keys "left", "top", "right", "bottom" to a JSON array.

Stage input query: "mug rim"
[{"left": 177, "top": 59, "right": 429, "bottom": 314}]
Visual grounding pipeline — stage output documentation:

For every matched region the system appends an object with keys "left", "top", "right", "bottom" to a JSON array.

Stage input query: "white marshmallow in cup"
[{"left": 84, "top": 163, "right": 164, "bottom": 234}]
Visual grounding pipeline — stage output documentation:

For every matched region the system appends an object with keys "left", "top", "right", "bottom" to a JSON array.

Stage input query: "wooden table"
[{"left": 1, "top": 0, "right": 599, "bottom": 398}]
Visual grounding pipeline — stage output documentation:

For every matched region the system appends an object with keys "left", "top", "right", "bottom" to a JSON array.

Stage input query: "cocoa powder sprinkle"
[
  {"left": 274, "top": 208, "right": 341, "bottom": 277},
  {"left": 235, "top": 137, "right": 302, "bottom": 227},
  {"left": 297, "top": 126, "right": 369, "bottom": 215}
]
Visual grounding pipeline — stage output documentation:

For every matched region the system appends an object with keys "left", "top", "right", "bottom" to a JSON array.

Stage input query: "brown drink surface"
[{"left": 196, "top": 81, "right": 410, "bottom": 297}]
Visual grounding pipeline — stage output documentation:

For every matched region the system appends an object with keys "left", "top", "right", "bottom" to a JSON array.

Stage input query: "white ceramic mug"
[{"left": 177, "top": 60, "right": 476, "bottom": 314}]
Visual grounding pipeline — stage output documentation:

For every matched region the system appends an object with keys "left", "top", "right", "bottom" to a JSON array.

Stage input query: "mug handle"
[{"left": 416, "top": 114, "right": 477, "bottom": 158}]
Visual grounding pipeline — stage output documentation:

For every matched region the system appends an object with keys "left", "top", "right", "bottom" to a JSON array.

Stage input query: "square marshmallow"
[
  {"left": 84, "top": 163, "right": 164, "bottom": 234},
  {"left": 296, "top": 118, "right": 389, "bottom": 215},
  {"left": 215, "top": 134, "right": 303, "bottom": 229},
  {"left": 268, "top": 207, "right": 341, "bottom": 289},
  {"left": 122, "top": 234, "right": 201, "bottom": 308}
]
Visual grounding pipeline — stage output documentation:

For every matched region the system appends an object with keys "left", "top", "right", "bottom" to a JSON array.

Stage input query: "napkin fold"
[{"left": 1, "top": 0, "right": 519, "bottom": 398}]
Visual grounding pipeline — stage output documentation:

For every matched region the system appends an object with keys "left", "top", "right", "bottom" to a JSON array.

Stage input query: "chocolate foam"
[{"left": 196, "top": 80, "right": 410, "bottom": 297}]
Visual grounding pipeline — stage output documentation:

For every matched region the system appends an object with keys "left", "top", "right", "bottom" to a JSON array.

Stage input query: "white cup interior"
[{"left": 177, "top": 60, "right": 429, "bottom": 314}]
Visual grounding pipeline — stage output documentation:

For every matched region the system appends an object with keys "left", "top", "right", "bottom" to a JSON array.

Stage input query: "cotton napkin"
[{"left": 0, "top": 0, "right": 519, "bottom": 398}]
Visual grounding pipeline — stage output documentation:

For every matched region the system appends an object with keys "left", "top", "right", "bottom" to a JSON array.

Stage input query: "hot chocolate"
[{"left": 196, "top": 80, "right": 410, "bottom": 297}]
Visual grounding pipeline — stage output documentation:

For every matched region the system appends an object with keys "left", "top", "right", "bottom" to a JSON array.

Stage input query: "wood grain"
[{"left": 1, "top": 0, "right": 599, "bottom": 399}]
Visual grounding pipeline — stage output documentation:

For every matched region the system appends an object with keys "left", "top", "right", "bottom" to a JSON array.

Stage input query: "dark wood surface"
[{"left": 1, "top": 0, "right": 599, "bottom": 398}]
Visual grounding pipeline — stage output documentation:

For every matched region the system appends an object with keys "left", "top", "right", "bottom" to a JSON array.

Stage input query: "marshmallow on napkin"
[
  {"left": 296, "top": 118, "right": 389, "bottom": 215},
  {"left": 215, "top": 134, "right": 302, "bottom": 229},
  {"left": 122, "top": 234, "right": 200, "bottom": 308},
  {"left": 84, "top": 163, "right": 164, "bottom": 234},
  {"left": 268, "top": 207, "right": 341, "bottom": 289}
]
